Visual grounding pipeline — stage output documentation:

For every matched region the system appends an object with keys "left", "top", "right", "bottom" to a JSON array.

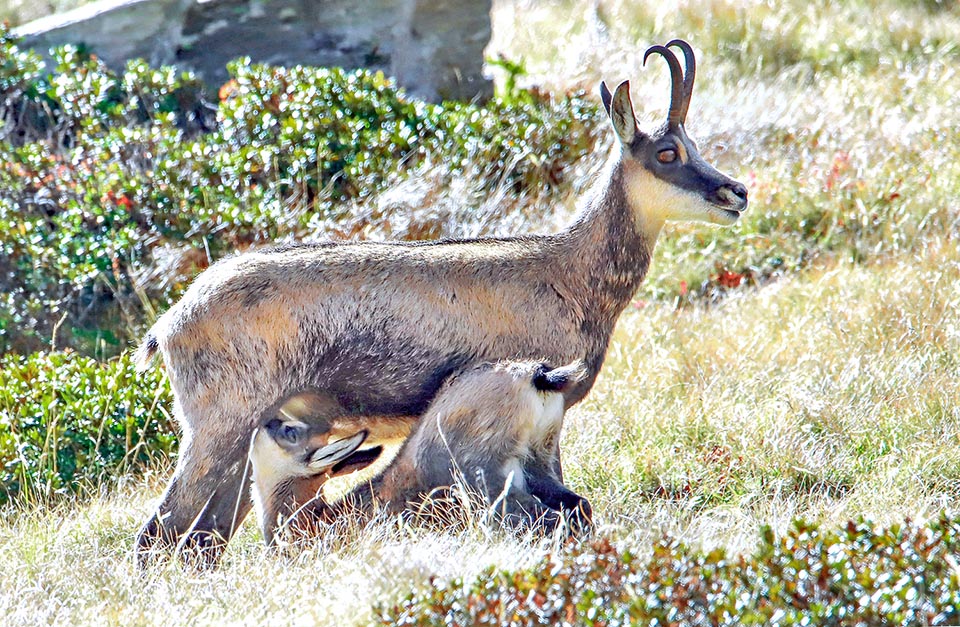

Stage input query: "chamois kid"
[
  {"left": 249, "top": 361, "right": 588, "bottom": 546},
  {"left": 134, "top": 40, "right": 748, "bottom": 561}
]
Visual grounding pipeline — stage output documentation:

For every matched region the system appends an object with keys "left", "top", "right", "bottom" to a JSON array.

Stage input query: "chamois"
[
  {"left": 249, "top": 361, "right": 588, "bottom": 547},
  {"left": 134, "top": 39, "right": 748, "bottom": 562}
]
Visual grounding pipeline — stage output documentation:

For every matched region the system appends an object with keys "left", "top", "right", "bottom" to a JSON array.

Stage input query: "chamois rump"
[
  {"left": 134, "top": 40, "right": 748, "bottom": 562},
  {"left": 249, "top": 361, "right": 588, "bottom": 547}
]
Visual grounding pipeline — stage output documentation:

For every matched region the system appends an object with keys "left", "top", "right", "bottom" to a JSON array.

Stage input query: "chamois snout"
[{"left": 708, "top": 181, "right": 748, "bottom": 213}]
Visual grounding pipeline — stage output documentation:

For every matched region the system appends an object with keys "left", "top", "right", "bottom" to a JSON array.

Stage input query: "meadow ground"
[
  {"left": 3, "top": 246, "right": 959, "bottom": 624},
  {"left": 2, "top": 0, "right": 960, "bottom": 624}
]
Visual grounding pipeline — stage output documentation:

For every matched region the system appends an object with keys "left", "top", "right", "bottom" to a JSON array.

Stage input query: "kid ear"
[
  {"left": 307, "top": 430, "right": 369, "bottom": 470},
  {"left": 532, "top": 360, "right": 587, "bottom": 392},
  {"left": 600, "top": 81, "right": 613, "bottom": 116}
]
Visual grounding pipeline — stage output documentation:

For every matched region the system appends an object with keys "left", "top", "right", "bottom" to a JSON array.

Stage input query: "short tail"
[
  {"left": 533, "top": 360, "right": 587, "bottom": 393},
  {"left": 133, "top": 331, "right": 160, "bottom": 373}
]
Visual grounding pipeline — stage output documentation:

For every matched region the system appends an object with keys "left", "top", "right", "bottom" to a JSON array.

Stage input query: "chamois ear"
[
  {"left": 308, "top": 430, "right": 368, "bottom": 470},
  {"left": 609, "top": 80, "right": 637, "bottom": 146},
  {"left": 599, "top": 81, "right": 613, "bottom": 116},
  {"left": 328, "top": 446, "right": 383, "bottom": 478}
]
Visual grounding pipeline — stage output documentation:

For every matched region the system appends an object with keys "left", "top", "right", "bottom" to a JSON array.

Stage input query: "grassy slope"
[
  {"left": 3, "top": 0, "right": 960, "bottom": 624},
  {"left": 2, "top": 247, "right": 956, "bottom": 625}
]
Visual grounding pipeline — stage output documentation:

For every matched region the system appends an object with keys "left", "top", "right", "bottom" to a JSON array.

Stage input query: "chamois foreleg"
[
  {"left": 484, "top": 470, "right": 563, "bottom": 534},
  {"left": 135, "top": 421, "right": 255, "bottom": 566},
  {"left": 135, "top": 337, "right": 286, "bottom": 565},
  {"left": 496, "top": 494, "right": 564, "bottom": 533}
]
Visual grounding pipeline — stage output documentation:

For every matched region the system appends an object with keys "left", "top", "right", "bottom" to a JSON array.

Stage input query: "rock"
[
  {"left": 14, "top": 0, "right": 192, "bottom": 68},
  {"left": 14, "top": 0, "right": 492, "bottom": 102},
  {"left": 393, "top": 0, "right": 493, "bottom": 101}
]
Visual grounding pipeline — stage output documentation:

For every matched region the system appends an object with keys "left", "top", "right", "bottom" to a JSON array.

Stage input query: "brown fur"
[
  {"left": 246, "top": 390, "right": 410, "bottom": 546},
  {"left": 249, "top": 361, "right": 589, "bottom": 546},
  {"left": 134, "top": 44, "right": 747, "bottom": 563}
]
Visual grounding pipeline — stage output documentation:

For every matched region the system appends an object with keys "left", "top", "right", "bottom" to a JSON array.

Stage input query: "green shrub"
[
  {"left": 379, "top": 516, "right": 960, "bottom": 626},
  {"left": 0, "top": 351, "right": 176, "bottom": 504},
  {"left": 0, "top": 24, "right": 599, "bottom": 357}
]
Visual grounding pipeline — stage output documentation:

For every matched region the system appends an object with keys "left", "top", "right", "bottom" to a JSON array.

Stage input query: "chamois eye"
[
  {"left": 657, "top": 148, "right": 677, "bottom": 164},
  {"left": 281, "top": 424, "right": 301, "bottom": 442}
]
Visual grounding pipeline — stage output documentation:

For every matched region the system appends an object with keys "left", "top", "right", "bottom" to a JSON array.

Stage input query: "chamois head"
[
  {"left": 249, "top": 394, "right": 383, "bottom": 545},
  {"left": 601, "top": 39, "right": 748, "bottom": 226},
  {"left": 260, "top": 419, "right": 376, "bottom": 476}
]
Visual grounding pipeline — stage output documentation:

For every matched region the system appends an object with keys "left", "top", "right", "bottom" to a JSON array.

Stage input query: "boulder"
[{"left": 14, "top": 0, "right": 492, "bottom": 102}]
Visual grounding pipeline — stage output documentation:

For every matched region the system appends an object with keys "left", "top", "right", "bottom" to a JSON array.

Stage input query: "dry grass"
[
  {"left": 569, "top": 239, "right": 960, "bottom": 553},
  {"left": 3, "top": 0, "right": 960, "bottom": 623},
  {"left": 0, "top": 473, "right": 560, "bottom": 625},
  {"left": 2, "top": 244, "right": 956, "bottom": 625}
]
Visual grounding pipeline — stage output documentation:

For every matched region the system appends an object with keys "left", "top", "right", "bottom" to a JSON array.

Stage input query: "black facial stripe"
[{"left": 635, "top": 137, "right": 737, "bottom": 200}]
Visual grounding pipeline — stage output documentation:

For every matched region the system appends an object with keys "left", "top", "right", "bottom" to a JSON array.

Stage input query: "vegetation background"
[{"left": 1, "top": 0, "right": 959, "bottom": 624}]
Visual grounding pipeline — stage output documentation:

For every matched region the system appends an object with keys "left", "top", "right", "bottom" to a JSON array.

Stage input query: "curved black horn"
[
  {"left": 643, "top": 44, "right": 685, "bottom": 129},
  {"left": 667, "top": 39, "right": 696, "bottom": 125}
]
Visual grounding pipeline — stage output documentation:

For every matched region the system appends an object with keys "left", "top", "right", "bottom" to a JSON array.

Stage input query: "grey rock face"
[
  {"left": 393, "top": 0, "right": 493, "bottom": 101},
  {"left": 15, "top": 0, "right": 193, "bottom": 68},
  {"left": 14, "top": 0, "right": 492, "bottom": 102}
]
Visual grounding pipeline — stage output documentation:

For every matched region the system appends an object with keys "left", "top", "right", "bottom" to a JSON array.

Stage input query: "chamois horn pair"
[{"left": 643, "top": 39, "right": 696, "bottom": 129}]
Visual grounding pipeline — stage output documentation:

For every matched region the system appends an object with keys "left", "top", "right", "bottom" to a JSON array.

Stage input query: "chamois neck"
[{"left": 559, "top": 157, "right": 659, "bottom": 325}]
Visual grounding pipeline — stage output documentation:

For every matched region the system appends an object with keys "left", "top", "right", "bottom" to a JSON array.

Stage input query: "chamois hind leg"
[
  {"left": 524, "top": 465, "right": 593, "bottom": 537},
  {"left": 490, "top": 487, "right": 563, "bottom": 535},
  {"left": 135, "top": 320, "right": 291, "bottom": 566},
  {"left": 135, "top": 380, "right": 267, "bottom": 566},
  {"left": 471, "top": 461, "right": 561, "bottom": 535},
  {"left": 135, "top": 424, "right": 255, "bottom": 567}
]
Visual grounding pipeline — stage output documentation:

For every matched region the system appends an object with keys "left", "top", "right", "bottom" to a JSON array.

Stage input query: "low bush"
[
  {"left": 0, "top": 350, "right": 175, "bottom": 504},
  {"left": 0, "top": 24, "right": 600, "bottom": 356},
  {"left": 380, "top": 515, "right": 960, "bottom": 626},
  {"left": 6, "top": 21, "right": 955, "bottom": 358}
]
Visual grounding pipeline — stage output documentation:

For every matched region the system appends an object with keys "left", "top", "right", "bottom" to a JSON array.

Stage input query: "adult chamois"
[
  {"left": 134, "top": 39, "right": 748, "bottom": 563},
  {"left": 249, "top": 361, "right": 588, "bottom": 547}
]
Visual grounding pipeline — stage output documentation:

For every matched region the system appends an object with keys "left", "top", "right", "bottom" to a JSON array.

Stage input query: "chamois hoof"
[
  {"left": 560, "top": 496, "right": 594, "bottom": 539},
  {"left": 135, "top": 517, "right": 229, "bottom": 570},
  {"left": 134, "top": 517, "right": 177, "bottom": 570}
]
